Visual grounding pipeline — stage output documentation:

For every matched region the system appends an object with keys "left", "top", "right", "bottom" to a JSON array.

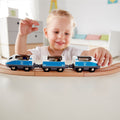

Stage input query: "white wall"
[
  {"left": 65, "top": 0, "right": 120, "bottom": 34},
  {"left": 30, "top": 0, "right": 67, "bottom": 26}
]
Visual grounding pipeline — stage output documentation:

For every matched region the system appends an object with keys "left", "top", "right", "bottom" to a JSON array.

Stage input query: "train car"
[
  {"left": 6, "top": 55, "right": 35, "bottom": 71},
  {"left": 41, "top": 56, "right": 67, "bottom": 72},
  {"left": 70, "top": 56, "right": 100, "bottom": 72}
]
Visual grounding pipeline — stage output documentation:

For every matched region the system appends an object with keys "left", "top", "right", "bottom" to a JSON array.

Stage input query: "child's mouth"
[
  {"left": 56, "top": 42, "right": 65, "bottom": 45},
  {"left": 55, "top": 40, "right": 65, "bottom": 45}
]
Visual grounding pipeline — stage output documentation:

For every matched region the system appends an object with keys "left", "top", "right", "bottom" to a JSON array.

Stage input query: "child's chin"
[
  {"left": 54, "top": 46, "right": 65, "bottom": 50},
  {"left": 54, "top": 44, "right": 68, "bottom": 50}
]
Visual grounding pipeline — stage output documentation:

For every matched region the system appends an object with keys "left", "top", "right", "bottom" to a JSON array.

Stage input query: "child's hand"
[
  {"left": 18, "top": 18, "right": 39, "bottom": 36},
  {"left": 82, "top": 47, "right": 113, "bottom": 66}
]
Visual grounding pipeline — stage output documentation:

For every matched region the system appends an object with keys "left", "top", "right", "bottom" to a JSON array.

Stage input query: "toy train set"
[{"left": 6, "top": 55, "right": 100, "bottom": 72}]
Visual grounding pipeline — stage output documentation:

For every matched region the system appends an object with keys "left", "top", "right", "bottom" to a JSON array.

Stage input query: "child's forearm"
[
  {"left": 81, "top": 50, "right": 89, "bottom": 56},
  {"left": 15, "top": 33, "right": 28, "bottom": 55},
  {"left": 81, "top": 48, "right": 96, "bottom": 56}
]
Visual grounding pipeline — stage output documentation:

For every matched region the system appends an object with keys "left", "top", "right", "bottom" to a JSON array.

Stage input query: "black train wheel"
[
  {"left": 24, "top": 67, "right": 31, "bottom": 72},
  {"left": 89, "top": 68, "right": 95, "bottom": 72},
  {"left": 76, "top": 68, "right": 83, "bottom": 72},
  {"left": 43, "top": 68, "right": 50, "bottom": 72},
  {"left": 10, "top": 66, "right": 17, "bottom": 71},
  {"left": 57, "top": 68, "right": 64, "bottom": 72}
]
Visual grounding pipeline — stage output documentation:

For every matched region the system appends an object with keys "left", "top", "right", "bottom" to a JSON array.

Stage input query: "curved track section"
[{"left": 0, "top": 63, "right": 120, "bottom": 77}]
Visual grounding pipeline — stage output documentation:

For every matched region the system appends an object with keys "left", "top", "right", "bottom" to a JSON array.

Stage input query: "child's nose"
[{"left": 58, "top": 33, "right": 64, "bottom": 39}]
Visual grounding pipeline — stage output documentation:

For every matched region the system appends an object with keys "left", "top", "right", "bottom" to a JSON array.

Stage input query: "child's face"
[{"left": 44, "top": 16, "right": 74, "bottom": 51}]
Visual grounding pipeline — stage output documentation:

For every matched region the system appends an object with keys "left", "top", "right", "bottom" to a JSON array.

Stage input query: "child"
[{"left": 15, "top": 9, "right": 112, "bottom": 66}]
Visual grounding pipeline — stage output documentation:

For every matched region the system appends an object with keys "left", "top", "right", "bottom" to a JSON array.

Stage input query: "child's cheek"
[{"left": 67, "top": 36, "right": 71, "bottom": 42}]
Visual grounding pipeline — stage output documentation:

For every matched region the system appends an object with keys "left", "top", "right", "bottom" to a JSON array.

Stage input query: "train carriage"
[
  {"left": 41, "top": 56, "right": 66, "bottom": 72},
  {"left": 71, "top": 56, "right": 100, "bottom": 72}
]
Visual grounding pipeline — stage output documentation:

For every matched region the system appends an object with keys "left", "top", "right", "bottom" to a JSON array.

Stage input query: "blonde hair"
[{"left": 46, "top": 9, "right": 75, "bottom": 27}]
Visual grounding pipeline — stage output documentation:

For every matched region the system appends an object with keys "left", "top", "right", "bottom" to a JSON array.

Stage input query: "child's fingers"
[
  {"left": 24, "top": 18, "right": 33, "bottom": 26},
  {"left": 95, "top": 49, "right": 102, "bottom": 63},
  {"left": 20, "top": 18, "right": 39, "bottom": 26},
  {"left": 25, "top": 18, "right": 39, "bottom": 26},
  {"left": 20, "top": 19, "right": 29, "bottom": 25},
  {"left": 97, "top": 51, "right": 105, "bottom": 66},
  {"left": 19, "top": 19, "right": 31, "bottom": 29},
  {"left": 32, "top": 27, "right": 38, "bottom": 32},
  {"left": 20, "top": 18, "right": 37, "bottom": 27},
  {"left": 101, "top": 54, "right": 110, "bottom": 66},
  {"left": 31, "top": 20, "right": 39, "bottom": 26},
  {"left": 94, "top": 51, "right": 99, "bottom": 61},
  {"left": 108, "top": 54, "right": 113, "bottom": 66}
]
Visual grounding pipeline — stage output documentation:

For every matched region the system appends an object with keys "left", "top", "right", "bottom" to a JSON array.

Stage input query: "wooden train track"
[{"left": 0, "top": 63, "right": 120, "bottom": 77}]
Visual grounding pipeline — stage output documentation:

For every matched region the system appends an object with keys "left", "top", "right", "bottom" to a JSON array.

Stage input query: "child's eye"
[
  {"left": 54, "top": 31, "right": 59, "bottom": 34},
  {"left": 65, "top": 33, "right": 69, "bottom": 35}
]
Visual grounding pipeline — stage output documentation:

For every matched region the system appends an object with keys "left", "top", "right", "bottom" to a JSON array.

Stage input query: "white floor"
[{"left": 0, "top": 72, "right": 120, "bottom": 120}]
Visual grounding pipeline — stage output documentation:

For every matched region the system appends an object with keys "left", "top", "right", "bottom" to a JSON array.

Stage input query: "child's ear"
[{"left": 44, "top": 28, "right": 48, "bottom": 38}]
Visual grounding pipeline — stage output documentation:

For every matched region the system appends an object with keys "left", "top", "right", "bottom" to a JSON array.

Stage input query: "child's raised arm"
[{"left": 15, "top": 18, "right": 39, "bottom": 55}]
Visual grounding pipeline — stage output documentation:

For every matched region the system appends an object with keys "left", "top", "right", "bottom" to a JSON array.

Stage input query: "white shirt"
[{"left": 28, "top": 46, "right": 84, "bottom": 63}]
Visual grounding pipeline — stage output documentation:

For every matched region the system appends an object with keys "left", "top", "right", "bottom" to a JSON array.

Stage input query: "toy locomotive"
[
  {"left": 6, "top": 55, "right": 35, "bottom": 71},
  {"left": 6, "top": 55, "right": 100, "bottom": 72}
]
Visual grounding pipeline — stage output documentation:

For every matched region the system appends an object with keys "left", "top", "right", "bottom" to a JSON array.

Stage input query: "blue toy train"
[{"left": 6, "top": 55, "right": 100, "bottom": 72}]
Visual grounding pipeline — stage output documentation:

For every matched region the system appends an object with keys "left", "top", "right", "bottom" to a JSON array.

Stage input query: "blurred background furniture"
[{"left": 108, "top": 31, "right": 120, "bottom": 57}]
